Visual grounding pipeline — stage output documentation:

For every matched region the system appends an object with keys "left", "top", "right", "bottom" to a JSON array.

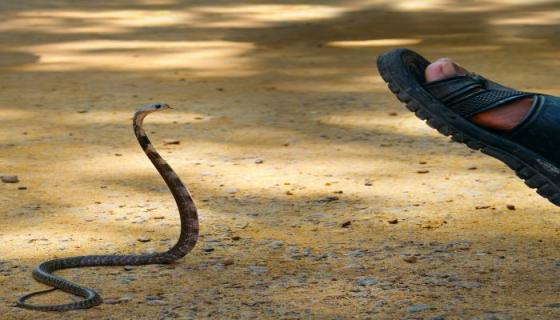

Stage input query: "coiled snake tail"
[{"left": 16, "top": 103, "right": 199, "bottom": 311}]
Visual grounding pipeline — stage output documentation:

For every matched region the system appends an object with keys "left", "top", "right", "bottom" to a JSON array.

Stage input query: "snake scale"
[{"left": 16, "top": 103, "right": 199, "bottom": 311}]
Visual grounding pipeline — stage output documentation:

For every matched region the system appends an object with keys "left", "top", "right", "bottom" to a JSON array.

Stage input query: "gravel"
[
  {"left": 356, "top": 277, "right": 378, "bottom": 286},
  {"left": 407, "top": 304, "right": 433, "bottom": 313}
]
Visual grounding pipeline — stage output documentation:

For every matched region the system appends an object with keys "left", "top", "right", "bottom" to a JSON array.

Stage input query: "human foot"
[
  {"left": 378, "top": 48, "right": 560, "bottom": 206},
  {"left": 425, "top": 58, "right": 533, "bottom": 131}
]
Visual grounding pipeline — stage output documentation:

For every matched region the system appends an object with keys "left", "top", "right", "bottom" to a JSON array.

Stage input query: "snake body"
[{"left": 16, "top": 103, "right": 199, "bottom": 311}]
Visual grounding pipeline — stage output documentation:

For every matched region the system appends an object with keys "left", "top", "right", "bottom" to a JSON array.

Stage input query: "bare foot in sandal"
[
  {"left": 425, "top": 58, "right": 533, "bottom": 131},
  {"left": 377, "top": 48, "right": 560, "bottom": 206}
]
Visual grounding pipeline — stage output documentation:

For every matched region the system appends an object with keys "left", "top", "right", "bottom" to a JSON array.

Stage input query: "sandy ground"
[{"left": 1, "top": 1, "right": 560, "bottom": 319}]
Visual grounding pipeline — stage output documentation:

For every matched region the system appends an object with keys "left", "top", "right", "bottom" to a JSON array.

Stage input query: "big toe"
[{"left": 425, "top": 58, "right": 469, "bottom": 82}]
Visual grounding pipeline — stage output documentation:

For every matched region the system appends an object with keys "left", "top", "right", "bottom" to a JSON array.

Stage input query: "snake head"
[{"left": 137, "top": 103, "right": 172, "bottom": 114}]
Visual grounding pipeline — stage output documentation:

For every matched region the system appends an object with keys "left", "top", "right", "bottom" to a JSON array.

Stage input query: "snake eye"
[{"left": 155, "top": 104, "right": 161, "bottom": 109}]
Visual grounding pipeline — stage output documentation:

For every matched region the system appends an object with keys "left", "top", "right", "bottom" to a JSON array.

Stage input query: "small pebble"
[
  {"left": 222, "top": 258, "right": 234, "bottom": 266},
  {"left": 459, "top": 281, "right": 481, "bottom": 289},
  {"left": 225, "top": 188, "right": 238, "bottom": 194},
  {"left": 417, "top": 170, "right": 430, "bottom": 174},
  {"left": 163, "top": 139, "right": 180, "bottom": 145},
  {"left": 388, "top": 219, "right": 399, "bottom": 224},
  {"left": 506, "top": 204, "right": 516, "bottom": 210},
  {"left": 1, "top": 176, "right": 19, "bottom": 183},
  {"left": 104, "top": 296, "right": 132, "bottom": 304},
  {"left": 402, "top": 256, "right": 418, "bottom": 263},
  {"left": 137, "top": 236, "right": 151, "bottom": 243},
  {"left": 319, "top": 196, "right": 339, "bottom": 202},
  {"left": 254, "top": 159, "right": 264, "bottom": 164},
  {"left": 18, "top": 186, "right": 27, "bottom": 190},
  {"left": 356, "top": 278, "right": 378, "bottom": 286},
  {"left": 268, "top": 240, "right": 284, "bottom": 249},
  {"left": 407, "top": 304, "right": 433, "bottom": 313},
  {"left": 341, "top": 221, "right": 352, "bottom": 228},
  {"left": 248, "top": 266, "right": 268, "bottom": 275},
  {"left": 544, "top": 303, "right": 560, "bottom": 308}
]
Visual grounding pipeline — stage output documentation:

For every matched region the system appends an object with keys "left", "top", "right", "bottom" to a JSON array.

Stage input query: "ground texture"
[{"left": 1, "top": 1, "right": 560, "bottom": 319}]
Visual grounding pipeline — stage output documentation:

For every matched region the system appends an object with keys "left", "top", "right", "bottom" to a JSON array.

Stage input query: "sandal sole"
[{"left": 377, "top": 48, "right": 560, "bottom": 206}]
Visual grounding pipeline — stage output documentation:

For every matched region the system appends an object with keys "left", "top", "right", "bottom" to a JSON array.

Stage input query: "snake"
[{"left": 16, "top": 103, "right": 199, "bottom": 311}]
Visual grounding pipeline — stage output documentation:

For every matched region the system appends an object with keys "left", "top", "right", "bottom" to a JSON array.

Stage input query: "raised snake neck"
[{"left": 16, "top": 108, "right": 199, "bottom": 311}]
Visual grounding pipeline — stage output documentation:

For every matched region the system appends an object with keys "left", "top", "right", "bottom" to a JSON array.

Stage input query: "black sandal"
[{"left": 377, "top": 48, "right": 560, "bottom": 206}]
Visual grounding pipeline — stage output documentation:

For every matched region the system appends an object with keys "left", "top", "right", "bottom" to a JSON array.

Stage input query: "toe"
[{"left": 425, "top": 58, "right": 468, "bottom": 82}]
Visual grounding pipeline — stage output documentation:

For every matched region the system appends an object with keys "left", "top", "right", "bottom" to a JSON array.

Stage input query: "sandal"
[{"left": 377, "top": 48, "right": 560, "bottom": 206}]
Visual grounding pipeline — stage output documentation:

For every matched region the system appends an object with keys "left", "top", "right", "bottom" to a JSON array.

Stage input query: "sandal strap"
[
  {"left": 505, "top": 95, "right": 560, "bottom": 168},
  {"left": 424, "top": 74, "right": 533, "bottom": 118}
]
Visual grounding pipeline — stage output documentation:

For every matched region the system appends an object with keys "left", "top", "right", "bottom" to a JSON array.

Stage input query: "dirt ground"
[{"left": 1, "top": 1, "right": 560, "bottom": 319}]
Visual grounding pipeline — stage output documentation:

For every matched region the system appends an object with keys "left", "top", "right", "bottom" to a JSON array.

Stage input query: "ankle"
[{"left": 470, "top": 97, "right": 533, "bottom": 131}]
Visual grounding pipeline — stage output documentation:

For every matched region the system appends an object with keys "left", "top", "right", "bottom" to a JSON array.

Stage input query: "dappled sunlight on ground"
[
  {"left": 14, "top": 40, "right": 256, "bottom": 75},
  {"left": 328, "top": 38, "right": 423, "bottom": 48},
  {"left": 391, "top": 0, "right": 558, "bottom": 12},
  {"left": 0, "top": 10, "right": 194, "bottom": 34},
  {"left": 0, "top": 4, "right": 354, "bottom": 34},
  {"left": 2, "top": 0, "right": 560, "bottom": 319},
  {"left": 490, "top": 10, "right": 560, "bottom": 26},
  {"left": 193, "top": 4, "right": 352, "bottom": 28}
]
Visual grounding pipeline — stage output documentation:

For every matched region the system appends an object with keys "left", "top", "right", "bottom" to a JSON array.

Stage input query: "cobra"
[{"left": 16, "top": 103, "right": 199, "bottom": 311}]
